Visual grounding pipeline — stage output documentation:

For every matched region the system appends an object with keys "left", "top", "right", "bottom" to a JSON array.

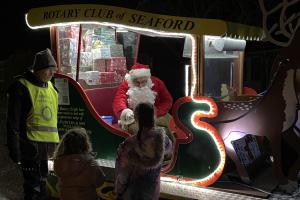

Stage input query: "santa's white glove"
[{"left": 120, "top": 108, "right": 135, "bottom": 125}]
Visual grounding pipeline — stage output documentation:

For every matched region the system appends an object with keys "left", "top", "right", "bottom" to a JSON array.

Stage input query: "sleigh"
[{"left": 25, "top": 2, "right": 300, "bottom": 199}]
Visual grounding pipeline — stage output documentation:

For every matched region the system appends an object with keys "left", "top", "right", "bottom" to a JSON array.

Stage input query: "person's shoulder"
[
  {"left": 118, "top": 135, "right": 136, "bottom": 149},
  {"left": 49, "top": 81, "right": 59, "bottom": 92},
  {"left": 116, "top": 80, "right": 129, "bottom": 89},
  {"left": 151, "top": 76, "right": 165, "bottom": 85},
  {"left": 6, "top": 75, "right": 27, "bottom": 95},
  {"left": 123, "top": 135, "right": 137, "bottom": 145},
  {"left": 85, "top": 154, "right": 101, "bottom": 167},
  {"left": 153, "top": 127, "right": 166, "bottom": 134},
  {"left": 151, "top": 76, "right": 161, "bottom": 81}
]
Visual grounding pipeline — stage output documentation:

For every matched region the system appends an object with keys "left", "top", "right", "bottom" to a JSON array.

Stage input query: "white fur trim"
[
  {"left": 125, "top": 73, "right": 131, "bottom": 82},
  {"left": 126, "top": 86, "right": 156, "bottom": 110},
  {"left": 129, "top": 68, "right": 151, "bottom": 79}
]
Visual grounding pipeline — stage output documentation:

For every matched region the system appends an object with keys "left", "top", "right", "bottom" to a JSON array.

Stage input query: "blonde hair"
[{"left": 53, "top": 127, "right": 92, "bottom": 159}]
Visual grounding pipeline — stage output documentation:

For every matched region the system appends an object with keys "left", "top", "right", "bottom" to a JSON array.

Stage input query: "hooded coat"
[
  {"left": 114, "top": 127, "right": 173, "bottom": 200},
  {"left": 54, "top": 153, "right": 105, "bottom": 200}
]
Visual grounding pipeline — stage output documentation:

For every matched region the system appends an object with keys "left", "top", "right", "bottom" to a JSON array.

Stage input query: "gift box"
[
  {"left": 106, "top": 57, "right": 126, "bottom": 67},
  {"left": 78, "top": 71, "right": 100, "bottom": 85},
  {"left": 93, "top": 59, "right": 107, "bottom": 72},
  {"left": 61, "top": 66, "right": 72, "bottom": 74},
  {"left": 116, "top": 72, "right": 126, "bottom": 82},
  {"left": 106, "top": 57, "right": 127, "bottom": 72},
  {"left": 99, "top": 72, "right": 118, "bottom": 84},
  {"left": 116, "top": 68, "right": 127, "bottom": 76},
  {"left": 80, "top": 52, "right": 93, "bottom": 69},
  {"left": 80, "top": 66, "right": 92, "bottom": 72},
  {"left": 60, "top": 38, "right": 77, "bottom": 51},
  {"left": 86, "top": 71, "right": 101, "bottom": 85},
  {"left": 106, "top": 64, "right": 117, "bottom": 72},
  {"left": 83, "top": 29, "right": 93, "bottom": 52},
  {"left": 65, "top": 25, "right": 79, "bottom": 39},
  {"left": 59, "top": 38, "right": 77, "bottom": 66},
  {"left": 110, "top": 44, "right": 124, "bottom": 57},
  {"left": 94, "top": 27, "right": 115, "bottom": 45},
  {"left": 60, "top": 52, "right": 77, "bottom": 67},
  {"left": 92, "top": 47, "right": 111, "bottom": 59}
]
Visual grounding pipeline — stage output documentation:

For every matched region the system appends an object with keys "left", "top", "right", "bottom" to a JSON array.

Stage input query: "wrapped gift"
[
  {"left": 106, "top": 57, "right": 127, "bottom": 72},
  {"left": 60, "top": 53, "right": 75, "bottom": 65},
  {"left": 94, "top": 27, "right": 115, "bottom": 45},
  {"left": 80, "top": 52, "right": 93, "bottom": 69},
  {"left": 77, "top": 71, "right": 100, "bottom": 85},
  {"left": 116, "top": 72, "right": 127, "bottom": 82},
  {"left": 116, "top": 68, "right": 127, "bottom": 76},
  {"left": 60, "top": 38, "right": 77, "bottom": 67},
  {"left": 78, "top": 72, "right": 88, "bottom": 80},
  {"left": 60, "top": 52, "right": 77, "bottom": 66},
  {"left": 106, "top": 64, "right": 117, "bottom": 72},
  {"left": 60, "top": 38, "right": 77, "bottom": 51},
  {"left": 106, "top": 57, "right": 126, "bottom": 67},
  {"left": 85, "top": 71, "right": 100, "bottom": 85},
  {"left": 93, "top": 59, "right": 107, "bottom": 72},
  {"left": 83, "top": 29, "right": 93, "bottom": 52},
  {"left": 61, "top": 66, "right": 72, "bottom": 73},
  {"left": 80, "top": 66, "right": 92, "bottom": 72},
  {"left": 92, "top": 47, "right": 111, "bottom": 59},
  {"left": 110, "top": 44, "right": 124, "bottom": 57},
  {"left": 65, "top": 25, "right": 79, "bottom": 38},
  {"left": 99, "top": 72, "right": 117, "bottom": 84}
]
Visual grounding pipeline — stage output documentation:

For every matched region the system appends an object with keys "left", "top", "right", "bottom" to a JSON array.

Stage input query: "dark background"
[
  {"left": 0, "top": 0, "right": 292, "bottom": 94},
  {"left": 1, "top": 0, "right": 284, "bottom": 59}
]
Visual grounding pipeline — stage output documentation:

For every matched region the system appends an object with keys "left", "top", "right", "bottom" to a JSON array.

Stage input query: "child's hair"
[
  {"left": 134, "top": 103, "right": 155, "bottom": 141},
  {"left": 53, "top": 127, "right": 92, "bottom": 158}
]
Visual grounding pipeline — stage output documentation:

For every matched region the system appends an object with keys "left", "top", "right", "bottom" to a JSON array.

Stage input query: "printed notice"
[
  {"left": 54, "top": 78, "right": 70, "bottom": 105},
  {"left": 58, "top": 106, "right": 86, "bottom": 133}
]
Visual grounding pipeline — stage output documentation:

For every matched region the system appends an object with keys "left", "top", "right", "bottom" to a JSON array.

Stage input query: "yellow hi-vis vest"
[{"left": 19, "top": 78, "right": 59, "bottom": 143}]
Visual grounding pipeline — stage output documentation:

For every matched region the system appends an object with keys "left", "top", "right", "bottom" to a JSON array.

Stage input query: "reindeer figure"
[{"left": 207, "top": 0, "right": 300, "bottom": 193}]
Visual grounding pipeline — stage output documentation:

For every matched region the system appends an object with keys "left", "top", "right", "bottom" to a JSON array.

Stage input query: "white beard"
[{"left": 127, "top": 86, "right": 157, "bottom": 111}]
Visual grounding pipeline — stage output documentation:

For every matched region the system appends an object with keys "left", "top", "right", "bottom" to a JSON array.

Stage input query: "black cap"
[{"left": 32, "top": 48, "right": 57, "bottom": 71}]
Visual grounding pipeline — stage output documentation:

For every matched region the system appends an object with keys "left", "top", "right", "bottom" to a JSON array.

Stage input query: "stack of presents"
[{"left": 59, "top": 25, "right": 128, "bottom": 86}]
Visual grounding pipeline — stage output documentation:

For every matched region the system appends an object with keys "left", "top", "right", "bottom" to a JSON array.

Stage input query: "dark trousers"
[{"left": 21, "top": 159, "right": 48, "bottom": 200}]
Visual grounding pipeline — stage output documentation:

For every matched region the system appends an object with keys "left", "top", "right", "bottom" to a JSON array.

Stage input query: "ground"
[{"left": 1, "top": 144, "right": 300, "bottom": 200}]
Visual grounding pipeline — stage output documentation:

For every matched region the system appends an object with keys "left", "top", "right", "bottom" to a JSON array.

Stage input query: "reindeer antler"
[{"left": 259, "top": 0, "right": 300, "bottom": 47}]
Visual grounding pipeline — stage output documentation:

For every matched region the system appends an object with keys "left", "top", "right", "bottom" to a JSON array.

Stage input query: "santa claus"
[{"left": 113, "top": 63, "right": 174, "bottom": 138}]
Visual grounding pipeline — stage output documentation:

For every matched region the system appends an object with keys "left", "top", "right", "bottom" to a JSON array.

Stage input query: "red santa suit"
[{"left": 113, "top": 63, "right": 173, "bottom": 121}]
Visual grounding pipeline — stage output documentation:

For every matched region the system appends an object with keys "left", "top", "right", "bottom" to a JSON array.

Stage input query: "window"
[{"left": 56, "top": 24, "right": 139, "bottom": 88}]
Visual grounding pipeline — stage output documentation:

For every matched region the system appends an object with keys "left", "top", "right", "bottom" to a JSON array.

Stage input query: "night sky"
[{"left": 1, "top": 0, "right": 279, "bottom": 59}]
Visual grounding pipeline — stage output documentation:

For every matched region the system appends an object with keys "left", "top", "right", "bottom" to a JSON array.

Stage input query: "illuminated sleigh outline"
[{"left": 25, "top": 4, "right": 266, "bottom": 195}]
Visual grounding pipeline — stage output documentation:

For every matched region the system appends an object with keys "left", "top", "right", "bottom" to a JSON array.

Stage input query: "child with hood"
[
  {"left": 53, "top": 128, "right": 106, "bottom": 200},
  {"left": 114, "top": 102, "right": 173, "bottom": 200}
]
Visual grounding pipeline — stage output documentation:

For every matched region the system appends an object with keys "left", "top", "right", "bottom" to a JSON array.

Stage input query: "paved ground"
[
  {"left": 0, "top": 145, "right": 23, "bottom": 200},
  {"left": 1, "top": 144, "right": 300, "bottom": 200}
]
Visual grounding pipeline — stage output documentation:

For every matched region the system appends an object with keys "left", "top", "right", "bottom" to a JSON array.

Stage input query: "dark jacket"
[
  {"left": 54, "top": 153, "right": 106, "bottom": 200},
  {"left": 6, "top": 71, "right": 57, "bottom": 162},
  {"left": 114, "top": 127, "right": 173, "bottom": 200}
]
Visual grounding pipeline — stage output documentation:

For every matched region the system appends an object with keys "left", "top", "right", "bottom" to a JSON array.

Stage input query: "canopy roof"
[{"left": 26, "top": 4, "right": 264, "bottom": 40}]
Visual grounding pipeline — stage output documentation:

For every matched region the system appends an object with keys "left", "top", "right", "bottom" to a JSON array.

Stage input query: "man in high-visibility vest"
[{"left": 6, "top": 48, "right": 59, "bottom": 200}]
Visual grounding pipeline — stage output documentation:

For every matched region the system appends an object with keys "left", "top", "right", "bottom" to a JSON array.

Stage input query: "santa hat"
[{"left": 129, "top": 63, "right": 151, "bottom": 79}]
